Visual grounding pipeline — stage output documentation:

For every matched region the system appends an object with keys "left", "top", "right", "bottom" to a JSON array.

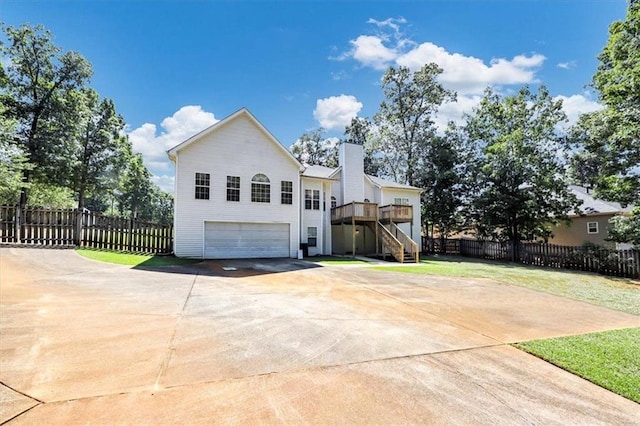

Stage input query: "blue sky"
[{"left": 1, "top": 0, "right": 627, "bottom": 192}]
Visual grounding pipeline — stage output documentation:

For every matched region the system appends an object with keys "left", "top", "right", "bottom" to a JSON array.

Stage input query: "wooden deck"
[
  {"left": 330, "top": 202, "right": 413, "bottom": 224},
  {"left": 378, "top": 204, "right": 413, "bottom": 224},
  {"left": 331, "top": 202, "right": 379, "bottom": 224}
]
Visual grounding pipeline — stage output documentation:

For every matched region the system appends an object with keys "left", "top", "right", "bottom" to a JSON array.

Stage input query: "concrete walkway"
[{"left": 1, "top": 247, "right": 639, "bottom": 424}]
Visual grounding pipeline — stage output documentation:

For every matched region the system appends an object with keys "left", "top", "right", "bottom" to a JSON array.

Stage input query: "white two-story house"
[{"left": 168, "top": 108, "right": 421, "bottom": 262}]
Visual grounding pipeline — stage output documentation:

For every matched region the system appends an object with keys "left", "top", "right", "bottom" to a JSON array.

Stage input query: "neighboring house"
[
  {"left": 548, "top": 185, "right": 634, "bottom": 248},
  {"left": 167, "top": 108, "right": 421, "bottom": 261}
]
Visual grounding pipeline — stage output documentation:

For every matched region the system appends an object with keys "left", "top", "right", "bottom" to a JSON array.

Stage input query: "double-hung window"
[
  {"left": 227, "top": 176, "right": 240, "bottom": 202},
  {"left": 305, "top": 189, "right": 320, "bottom": 210},
  {"left": 394, "top": 197, "right": 409, "bottom": 205},
  {"left": 195, "top": 172, "right": 210, "bottom": 200},
  {"left": 281, "top": 181, "right": 293, "bottom": 205},
  {"left": 307, "top": 227, "right": 317, "bottom": 247},
  {"left": 587, "top": 222, "right": 599, "bottom": 234}
]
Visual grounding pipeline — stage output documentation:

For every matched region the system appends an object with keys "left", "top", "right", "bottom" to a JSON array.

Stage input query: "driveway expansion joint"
[{"left": 154, "top": 273, "right": 199, "bottom": 389}]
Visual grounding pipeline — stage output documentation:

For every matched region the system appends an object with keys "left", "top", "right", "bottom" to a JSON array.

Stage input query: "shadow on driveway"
[{"left": 133, "top": 257, "right": 321, "bottom": 278}]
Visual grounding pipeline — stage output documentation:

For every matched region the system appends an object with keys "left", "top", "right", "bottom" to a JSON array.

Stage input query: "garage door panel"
[{"left": 204, "top": 222, "right": 290, "bottom": 259}]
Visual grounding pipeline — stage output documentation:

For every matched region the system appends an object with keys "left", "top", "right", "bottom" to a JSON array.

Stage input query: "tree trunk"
[{"left": 19, "top": 169, "right": 29, "bottom": 208}]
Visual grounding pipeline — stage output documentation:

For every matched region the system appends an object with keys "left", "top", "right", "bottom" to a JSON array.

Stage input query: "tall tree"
[
  {"left": 374, "top": 63, "right": 455, "bottom": 186},
  {"left": 68, "top": 88, "right": 125, "bottom": 209},
  {"left": 291, "top": 128, "right": 338, "bottom": 167},
  {"left": 117, "top": 147, "right": 153, "bottom": 219},
  {"left": 464, "top": 86, "right": 580, "bottom": 255},
  {"left": 417, "top": 122, "right": 468, "bottom": 239},
  {"left": 571, "top": 0, "right": 639, "bottom": 245},
  {"left": 0, "top": 24, "right": 92, "bottom": 206}
]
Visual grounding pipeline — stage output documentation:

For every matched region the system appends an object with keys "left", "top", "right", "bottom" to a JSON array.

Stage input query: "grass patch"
[
  {"left": 372, "top": 256, "right": 640, "bottom": 315},
  {"left": 76, "top": 248, "right": 200, "bottom": 267},
  {"left": 514, "top": 328, "right": 640, "bottom": 403},
  {"left": 305, "top": 255, "right": 370, "bottom": 265}
]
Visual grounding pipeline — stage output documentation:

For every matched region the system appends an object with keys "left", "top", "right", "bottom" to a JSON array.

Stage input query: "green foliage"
[
  {"left": 68, "top": 88, "right": 126, "bottom": 209},
  {"left": 0, "top": 104, "right": 31, "bottom": 204},
  {"left": 593, "top": 0, "right": 640, "bottom": 119},
  {"left": 291, "top": 128, "right": 338, "bottom": 167},
  {"left": 28, "top": 181, "right": 76, "bottom": 208},
  {"left": 515, "top": 328, "right": 640, "bottom": 403},
  {"left": 608, "top": 208, "right": 640, "bottom": 247},
  {"left": 0, "top": 24, "right": 92, "bottom": 205},
  {"left": 374, "top": 63, "right": 455, "bottom": 186},
  {"left": 417, "top": 123, "right": 469, "bottom": 237},
  {"left": 570, "top": 1, "right": 640, "bottom": 245},
  {"left": 0, "top": 24, "right": 173, "bottom": 222},
  {"left": 463, "top": 86, "right": 579, "bottom": 244}
]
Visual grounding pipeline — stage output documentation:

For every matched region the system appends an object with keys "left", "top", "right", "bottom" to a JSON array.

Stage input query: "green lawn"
[
  {"left": 306, "top": 255, "right": 370, "bottom": 265},
  {"left": 76, "top": 248, "right": 200, "bottom": 267},
  {"left": 515, "top": 328, "right": 640, "bottom": 403},
  {"left": 373, "top": 256, "right": 640, "bottom": 315}
]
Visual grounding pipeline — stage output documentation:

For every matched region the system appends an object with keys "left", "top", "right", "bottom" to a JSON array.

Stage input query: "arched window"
[
  {"left": 251, "top": 173, "right": 270, "bottom": 203},
  {"left": 331, "top": 196, "right": 337, "bottom": 209}
]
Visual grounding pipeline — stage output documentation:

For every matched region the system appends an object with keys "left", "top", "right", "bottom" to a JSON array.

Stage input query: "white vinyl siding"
[{"left": 173, "top": 114, "right": 300, "bottom": 258}]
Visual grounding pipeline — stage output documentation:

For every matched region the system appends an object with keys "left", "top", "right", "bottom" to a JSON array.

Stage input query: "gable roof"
[
  {"left": 167, "top": 107, "right": 303, "bottom": 170},
  {"left": 570, "top": 185, "right": 633, "bottom": 216},
  {"left": 366, "top": 174, "right": 421, "bottom": 191},
  {"left": 302, "top": 165, "right": 339, "bottom": 180}
]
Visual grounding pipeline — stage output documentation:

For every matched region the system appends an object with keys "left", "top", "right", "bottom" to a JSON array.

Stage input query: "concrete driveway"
[{"left": 1, "top": 247, "right": 639, "bottom": 424}]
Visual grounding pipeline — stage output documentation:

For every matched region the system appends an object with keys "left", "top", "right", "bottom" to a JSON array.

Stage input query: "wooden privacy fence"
[
  {"left": 0, "top": 205, "right": 173, "bottom": 254},
  {"left": 422, "top": 237, "right": 639, "bottom": 279}
]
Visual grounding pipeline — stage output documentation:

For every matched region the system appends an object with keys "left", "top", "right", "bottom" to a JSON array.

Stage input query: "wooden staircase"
[{"left": 366, "top": 221, "right": 419, "bottom": 263}]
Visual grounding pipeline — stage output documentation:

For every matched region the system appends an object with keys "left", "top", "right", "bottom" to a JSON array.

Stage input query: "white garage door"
[{"left": 204, "top": 222, "right": 290, "bottom": 259}]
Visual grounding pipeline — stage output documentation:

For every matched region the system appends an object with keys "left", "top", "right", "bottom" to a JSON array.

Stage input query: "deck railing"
[
  {"left": 378, "top": 204, "right": 413, "bottom": 223},
  {"left": 331, "top": 202, "right": 378, "bottom": 223}
]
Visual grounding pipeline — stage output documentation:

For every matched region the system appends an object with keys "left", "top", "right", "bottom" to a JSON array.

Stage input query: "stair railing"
[{"left": 390, "top": 223, "right": 419, "bottom": 263}]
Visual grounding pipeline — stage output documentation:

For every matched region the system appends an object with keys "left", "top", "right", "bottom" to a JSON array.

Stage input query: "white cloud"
[
  {"left": 367, "top": 17, "right": 407, "bottom": 34},
  {"left": 314, "top": 95, "right": 363, "bottom": 130},
  {"left": 151, "top": 174, "right": 175, "bottom": 194},
  {"left": 554, "top": 94, "right": 602, "bottom": 129},
  {"left": 128, "top": 105, "right": 218, "bottom": 177},
  {"left": 335, "top": 19, "right": 545, "bottom": 95},
  {"left": 557, "top": 61, "right": 576, "bottom": 70},
  {"left": 397, "top": 43, "right": 545, "bottom": 94},
  {"left": 350, "top": 35, "right": 399, "bottom": 70}
]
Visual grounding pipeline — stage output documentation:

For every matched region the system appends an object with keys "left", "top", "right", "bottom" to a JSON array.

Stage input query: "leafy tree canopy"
[
  {"left": 1, "top": 24, "right": 92, "bottom": 205},
  {"left": 464, "top": 86, "right": 579, "bottom": 245},
  {"left": 374, "top": 63, "right": 455, "bottom": 186},
  {"left": 291, "top": 128, "right": 339, "bottom": 167},
  {"left": 571, "top": 0, "right": 640, "bottom": 246}
]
